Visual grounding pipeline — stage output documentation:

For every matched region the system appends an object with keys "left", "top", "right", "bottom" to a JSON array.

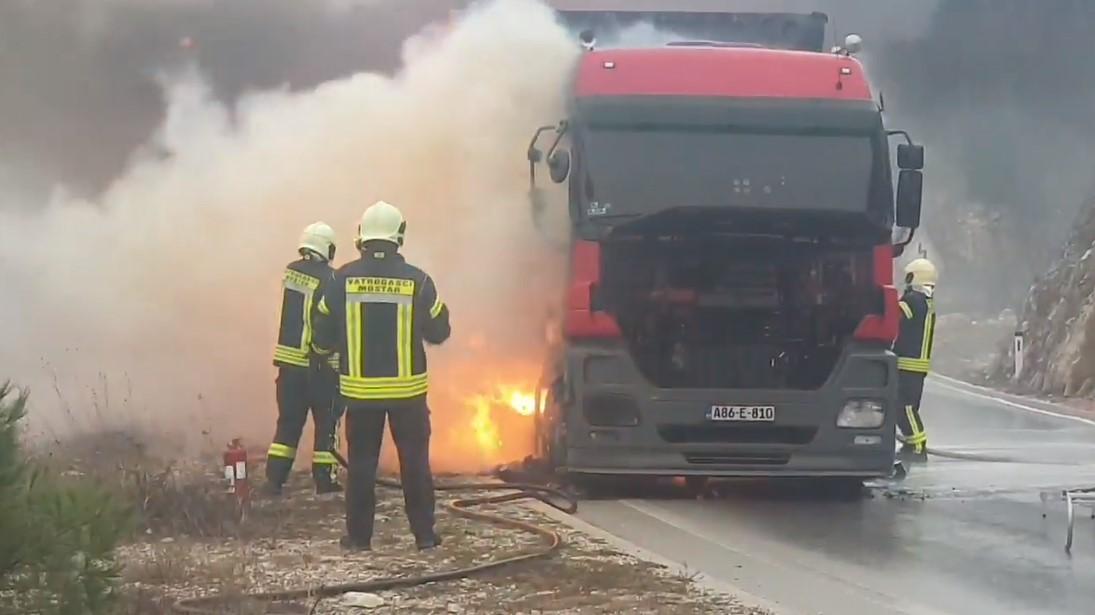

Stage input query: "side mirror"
[
  {"left": 548, "top": 150, "right": 571, "bottom": 184},
  {"left": 896, "top": 170, "right": 923, "bottom": 228},
  {"left": 897, "top": 143, "right": 924, "bottom": 170}
]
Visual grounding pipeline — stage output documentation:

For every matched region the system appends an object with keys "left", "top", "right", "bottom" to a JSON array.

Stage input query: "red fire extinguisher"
[{"left": 223, "top": 438, "right": 250, "bottom": 520}]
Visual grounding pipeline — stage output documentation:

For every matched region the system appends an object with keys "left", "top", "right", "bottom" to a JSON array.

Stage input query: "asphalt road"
[{"left": 576, "top": 377, "right": 1095, "bottom": 615}]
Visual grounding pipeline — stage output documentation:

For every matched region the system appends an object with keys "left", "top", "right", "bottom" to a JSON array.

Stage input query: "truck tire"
[
  {"left": 816, "top": 477, "right": 867, "bottom": 499},
  {"left": 684, "top": 476, "right": 709, "bottom": 498}
]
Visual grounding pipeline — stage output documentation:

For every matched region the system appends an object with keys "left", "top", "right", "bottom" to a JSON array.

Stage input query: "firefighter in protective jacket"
[
  {"left": 266, "top": 222, "right": 343, "bottom": 496},
  {"left": 313, "top": 200, "right": 451, "bottom": 551},
  {"left": 893, "top": 258, "right": 937, "bottom": 459}
]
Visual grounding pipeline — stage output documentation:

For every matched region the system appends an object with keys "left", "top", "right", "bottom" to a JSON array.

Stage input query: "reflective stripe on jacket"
[
  {"left": 894, "top": 289, "right": 935, "bottom": 374},
  {"left": 274, "top": 256, "right": 335, "bottom": 368},
  {"left": 313, "top": 247, "right": 451, "bottom": 401}
]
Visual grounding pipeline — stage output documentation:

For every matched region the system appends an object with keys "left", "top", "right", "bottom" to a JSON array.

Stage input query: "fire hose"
[
  {"left": 173, "top": 453, "right": 576, "bottom": 614},
  {"left": 893, "top": 437, "right": 1095, "bottom": 553},
  {"left": 895, "top": 434, "right": 1085, "bottom": 465}
]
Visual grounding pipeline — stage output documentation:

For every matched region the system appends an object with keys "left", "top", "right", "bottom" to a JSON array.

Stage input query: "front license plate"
[{"left": 708, "top": 405, "right": 776, "bottom": 422}]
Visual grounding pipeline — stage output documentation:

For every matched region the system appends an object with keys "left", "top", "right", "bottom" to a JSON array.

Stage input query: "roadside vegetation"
[
  {"left": 2, "top": 379, "right": 749, "bottom": 614},
  {"left": 0, "top": 381, "right": 132, "bottom": 615}
]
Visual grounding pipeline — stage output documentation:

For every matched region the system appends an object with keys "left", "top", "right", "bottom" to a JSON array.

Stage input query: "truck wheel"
[
  {"left": 817, "top": 477, "right": 866, "bottom": 499},
  {"left": 539, "top": 420, "right": 565, "bottom": 473},
  {"left": 569, "top": 474, "right": 602, "bottom": 498},
  {"left": 684, "top": 476, "right": 709, "bottom": 498}
]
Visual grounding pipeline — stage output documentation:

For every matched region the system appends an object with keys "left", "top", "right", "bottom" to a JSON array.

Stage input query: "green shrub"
[{"left": 0, "top": 382, "right": 133, "bottom": 615}]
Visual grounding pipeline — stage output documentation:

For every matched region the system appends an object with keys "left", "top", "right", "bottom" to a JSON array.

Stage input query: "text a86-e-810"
[{"left": 708, "top": 405, "right": 776, "bottom": 422}]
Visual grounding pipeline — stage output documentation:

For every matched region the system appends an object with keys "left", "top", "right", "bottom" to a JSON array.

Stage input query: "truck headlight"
[{"left": 837, "top": 399, "right": 885, "bottom": 429}]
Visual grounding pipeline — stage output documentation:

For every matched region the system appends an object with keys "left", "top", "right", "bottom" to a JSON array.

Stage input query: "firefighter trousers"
[
  {"left": 344, "top": 400, "right": 436, "bottom": 547},
  {"left": 897, "top": 370, "right": 928, "bottom": 453},
  {"left": 266, "top": 364, "right": 341, "bottom": 488}
]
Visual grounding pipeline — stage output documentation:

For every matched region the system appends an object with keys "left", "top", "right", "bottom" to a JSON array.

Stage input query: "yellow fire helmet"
[{"left": 904, "top": 258, "right": 938, "bottom": 289}]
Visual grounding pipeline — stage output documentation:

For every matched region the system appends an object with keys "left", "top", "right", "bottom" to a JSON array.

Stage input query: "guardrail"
[{"left": 1041, "top": 487, "right": 1095, "bottom": 552}]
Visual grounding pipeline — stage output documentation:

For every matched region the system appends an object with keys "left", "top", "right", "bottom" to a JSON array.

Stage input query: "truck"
[{"left": 527, "top": 10, "right": 925, "bottom": 490}]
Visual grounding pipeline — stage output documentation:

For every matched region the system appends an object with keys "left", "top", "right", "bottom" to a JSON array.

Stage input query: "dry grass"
[
  {"left": 35, "top": 427, "right": 286, "bottom": 539},
  {"left": 106, "top": 471, "right": 753, "bottom": 614},
  {"left": 30, "top": 427, "right": 752, "bottom": 614},
  {"left": 123, "top": 463, "right": 266, "bottom": 538}
]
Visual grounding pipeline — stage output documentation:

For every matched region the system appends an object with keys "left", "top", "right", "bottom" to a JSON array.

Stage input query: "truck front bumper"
[{"left": 557, "top": 343, "right": 898, "bottom": 478}]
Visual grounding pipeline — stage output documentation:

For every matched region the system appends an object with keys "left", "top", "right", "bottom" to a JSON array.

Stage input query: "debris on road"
[{"left": 341, "top": 592, "right": 385, "bottom": 609}]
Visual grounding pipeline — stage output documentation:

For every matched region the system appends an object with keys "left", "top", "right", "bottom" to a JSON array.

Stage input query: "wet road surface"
[{"left": 576, "top": 377, "right": 1095, "bottom": 615}]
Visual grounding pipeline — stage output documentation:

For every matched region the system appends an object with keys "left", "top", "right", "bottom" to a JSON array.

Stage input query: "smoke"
[
  {"left": 568, "top": 0, "right": 1095, "bottom": 315},
  {"left": 0, "top": 0, "right": 578, "bottom": 471},
  {"left": 582, "top": 22, "right": 690, "bottom": 49},
  {"left": 9, "top": 0, "right": 1089, "bottom": 468},
  {"left": 0, "top": 0, "right": 460, "bottom": 200},
  {"left": 556, "top": 1, "right": 1095, "bottom": 315},
  {"left": 874, "top": 1, "right": 1095, "bottom": 313}
]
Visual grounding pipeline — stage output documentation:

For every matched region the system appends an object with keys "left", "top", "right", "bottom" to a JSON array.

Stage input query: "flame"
[
  {"left": 462, "top": 383, "right": 537, "bottom": 461},
  {"left": 470, "top": 395, "right": 502, "bottom": 455},
  {"left": 506, "top": 389, "right": 537, "bottom": 417}
]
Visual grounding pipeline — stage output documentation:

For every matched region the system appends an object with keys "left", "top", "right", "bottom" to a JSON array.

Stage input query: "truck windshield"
[{"left": 578, "top": 126, "right": 873, "bottom": 220}]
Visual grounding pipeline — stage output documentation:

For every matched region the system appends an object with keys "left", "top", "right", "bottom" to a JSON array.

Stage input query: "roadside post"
[{"left": 1013, "top": 330, "right": 1025, "bottom": 381}]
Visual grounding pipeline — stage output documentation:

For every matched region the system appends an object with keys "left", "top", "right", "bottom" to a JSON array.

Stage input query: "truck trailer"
[{"left": 528, "top": 10, "right": 925, "bottom": 488}]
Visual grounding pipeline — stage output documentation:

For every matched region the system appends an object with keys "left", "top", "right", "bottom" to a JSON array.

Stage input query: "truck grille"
[
  {"left": 658, "top": 425, "right": 816, "bottom": 445},
  {"left": 684, "top": 453, "right": 790, "bottom": 465}
]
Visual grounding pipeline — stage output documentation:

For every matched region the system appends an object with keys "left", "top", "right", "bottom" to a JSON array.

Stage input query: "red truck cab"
[{"left": 529, "top": 11, "right": 924, "bottom": 486}]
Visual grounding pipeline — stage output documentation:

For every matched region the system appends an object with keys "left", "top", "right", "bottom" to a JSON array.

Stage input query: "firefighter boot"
[
  {"left": 416, "top": 533, "right": 443, "bottom": 551},
  {"left": 900, "top": 442, "right": 928, "bottom": 464},
  {"left": 339, "top": 535, "right": 371, "bottom": 552},
  {"left": 891, "top": 460, "right": 908, "bottom": 480},
  {"left": 314, "top": 467, "right": 343, "bottom": 496},
  {"left": 263, "top": 446, "right": 295, "bottom": 497},
  {"left": 312, "top": 450, "right": 343, "bottom": 496}
]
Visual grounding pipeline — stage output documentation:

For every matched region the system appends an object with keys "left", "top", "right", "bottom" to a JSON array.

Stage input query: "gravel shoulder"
[{"left": 116, "top": 470, "right": 763, "bottom": 614}]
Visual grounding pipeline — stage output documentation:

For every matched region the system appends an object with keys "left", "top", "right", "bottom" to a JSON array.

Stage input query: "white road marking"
[
  {"left": 526, "top": 499, "right": 786, "bottom": 614},
  {"left": 617, "top": 499, "right": 953, "bottom": 615},
  {"left": 931, "top": 375, "right": 1095, "bottom": 428}
]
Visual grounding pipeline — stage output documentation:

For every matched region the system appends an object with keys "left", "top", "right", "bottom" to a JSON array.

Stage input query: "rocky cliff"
[{"left": 993, "top": 199, "right": 1095, "bottom": 396}]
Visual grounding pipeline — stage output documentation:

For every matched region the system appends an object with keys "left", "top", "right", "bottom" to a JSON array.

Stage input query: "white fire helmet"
[
  {"left": 904, "top": 258, "right": 938, "bottom": 291},
  {"left": 357, "top": 200, "right": 406, "bottom": 247},
  {"left": 298, "top": 221, "right": 336, "bottom": 261}
]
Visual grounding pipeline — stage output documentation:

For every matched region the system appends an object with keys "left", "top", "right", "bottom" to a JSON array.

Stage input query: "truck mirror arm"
[
  {"left": 546, "top": 120, "right": 569, "bottom": 159},
  {"left": 528, "top": 121, "right": 571, "bottom": 189},
  {"left": 893, "top": 227, "right": 916, "bottom": 257},
  {"left": 528, "top": 124, "right": 557, "bottom": 188},
  {"left": 885, "top": 129, "right": 913, "bottom": 146}
]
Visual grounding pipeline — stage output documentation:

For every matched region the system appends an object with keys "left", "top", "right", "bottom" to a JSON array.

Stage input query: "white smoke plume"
[
  {"left": 0, "top": 0, "right": 578, "bottom": 472},
  {"left": 585, "top": 22, "right": 691, "bottom": 49}
]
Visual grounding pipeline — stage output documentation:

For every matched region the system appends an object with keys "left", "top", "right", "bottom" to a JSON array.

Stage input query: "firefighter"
[
  {"left": 265, "top": 222, "right": 343, "bottom": 496},
  {"left": 313, "top": 201, "right": 451, "bottom": 551},
  {"left": 894, "top": 257, "right": 937, "bottom": 461}
]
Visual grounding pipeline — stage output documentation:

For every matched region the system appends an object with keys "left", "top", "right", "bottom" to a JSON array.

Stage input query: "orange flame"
[
  {"left": 463, "top": 384, "right": 537, "bottom": 461},
  {"left": 469, "top": 394, "right": 502, "bottom": 455},
  {"left": 505, "top": 389, "right": 537, "bottom": 417}
]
